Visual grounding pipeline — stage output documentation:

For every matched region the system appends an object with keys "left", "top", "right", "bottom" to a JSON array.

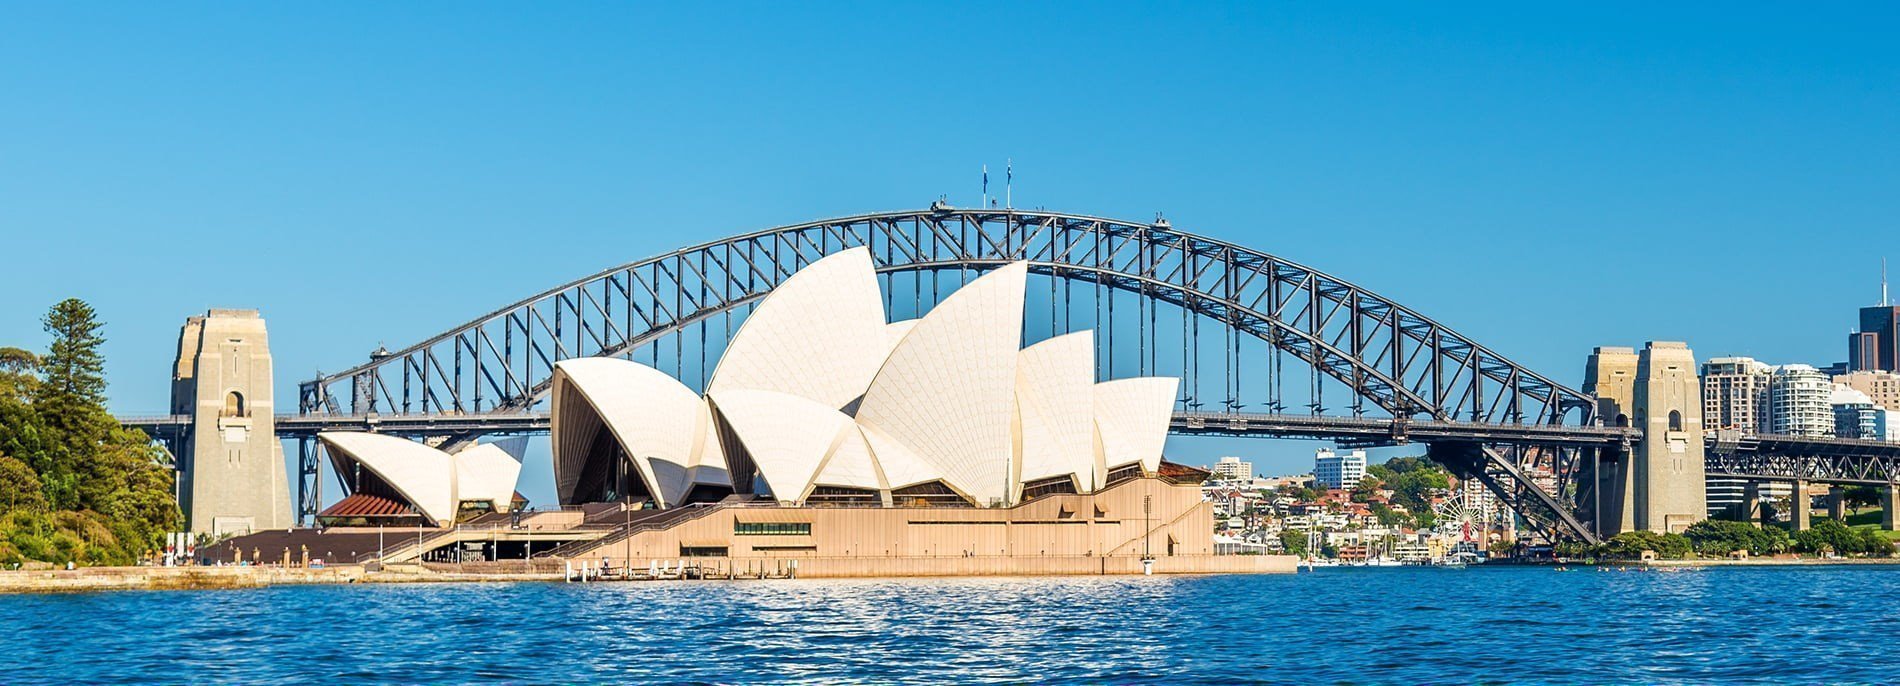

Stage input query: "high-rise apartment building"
[
  {"left": 1834, "top": 370, "right": 1900, "bottom": 413},
  {"left": 1770, "top": 365, "right": 1836, "bottom": 436},
  {"left": 1210, "top": 456, "right": 1253, "bottom": 482},
  {"left": 1833, "top": 386, "right": 1883, "bottom": 439},
  {"left": 1702, "top": 357, "right": 1773, "bottom": 434},
  {"left": 1313, "top": 448, "right": 1367, "bottom": 489}
]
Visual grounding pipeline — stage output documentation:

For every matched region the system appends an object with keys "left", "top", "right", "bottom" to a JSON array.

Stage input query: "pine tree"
[
  {"left": 33, "top": 299, "right": 115, "bottom": 509},
  {"left": 38, "top": 298, "right": 108, "bottom": 416}
]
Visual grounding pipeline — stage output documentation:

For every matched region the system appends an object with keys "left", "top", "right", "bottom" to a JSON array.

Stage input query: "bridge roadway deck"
[
  {"left": 118, "top": 412, "right": 1900, "bottom": 483},
  {"left": 120, "top": 411, "right": 1639, "bottom": 447},
  {"left": 1704, "top": 431, "right": 1900, "bottom": 485}
]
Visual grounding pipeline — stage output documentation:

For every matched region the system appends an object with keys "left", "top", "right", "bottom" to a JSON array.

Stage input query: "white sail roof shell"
[
  {"left": 1014, "top": 331, "right": 1097, "bottom": 497},
  {"left": 319, "top": 432, "right": 458, "bottom": 527},
  {"left": 682, "top": 398, "right": 734, "bottom": 492},
  {"left": 882, "top": 319, "right": 918, "bottom": 356},
  {"left": 854, "top": 262, "right": 1028, "bottom": 506},
  {"left": 550, "top": 357, "right": 723, "bottom": 508},
  {"left": 710, "top": 389, "right": 857, "bottom": 503},
  {"left": 812, "top": 425, "right": 886, "bottom": 492},
  {"left": 453, "top": 439, "right": 524, "bottom": 512},
  {"left": 706, "top": 247, "right": 890, "bottom": 410},
  {"left": 1092, "top": 377, "right": 1179, "bottom": 474},
  {"left": 857, "top": 423, "right": 941, "bottom": 491}
]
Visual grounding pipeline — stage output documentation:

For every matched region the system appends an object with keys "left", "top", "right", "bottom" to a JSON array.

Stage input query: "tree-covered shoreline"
[{"left": 0, "top": 299, "right": 179, "bottom": 566}]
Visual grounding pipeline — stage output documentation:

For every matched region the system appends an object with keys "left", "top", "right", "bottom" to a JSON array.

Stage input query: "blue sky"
[{"left": 3, "top": 4, "right": 1897, "bottom": 500}]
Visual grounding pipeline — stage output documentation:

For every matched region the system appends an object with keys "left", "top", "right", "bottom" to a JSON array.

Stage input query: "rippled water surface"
[{"left": 6, "top": 566, "right": 1900, "bottom": 684}]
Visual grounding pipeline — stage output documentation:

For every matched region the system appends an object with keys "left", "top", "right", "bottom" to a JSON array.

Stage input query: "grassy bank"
[{"left": 1840, "top": 508, "right": 1900, "bottom": 541}]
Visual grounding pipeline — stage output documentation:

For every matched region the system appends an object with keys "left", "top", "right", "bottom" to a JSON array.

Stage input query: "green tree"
[
  {"left": 1603, "top": 531, "right": 1692, "bottom": 559},
  {"left": 0, "top": 347, "right": 38, "bottom": 399},
  {"left": 1388, "top": 455, "right": 1442, "bottom": 475},
  {"left": 1278, "top": 530, "right": 1310, "bottom": 557},
  {"left": 32, "top": 299, "right": 116, "bottom": 510},
  {"left": 1685, "top": 519, "right": 1791, "bottom": 557},
  {"left": 0, "top": 345, "right": 54, "bottom": 507},
  {"left": 1369, "top": 502, "right": 1405, "bottom": 527},
  {"left": 1859, "top": 529, "right": 1893, "bottom": 557},
  {"left": 1350, "top": 475, "right": 1384, "bottom": 503},
  {"left": 37, "top": 299, "right": 107, "bottom": 408},
  {"left": 1843, "top": 485, "right": 1881, "bottom": 511},
  {"left": 1387, "top": 469, "right": 1450, "bottom": 513},
  {"left": 0, "top": 299, "right": 180, "bottom": 566},
  {"left": 1791, "top": 519, "right": 1879, "bottom": 556},
  {"left": 0, "top": 455, "right": 45, "bottom": 512}
]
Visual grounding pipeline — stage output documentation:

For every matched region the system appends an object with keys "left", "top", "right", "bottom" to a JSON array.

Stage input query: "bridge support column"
[
  {"left": 1743, "top": 481, "right": 1771, "bottom": 527},
  {"left": 170, "top": 310, "right": 292, "bottom": 536},
  {"left": 1584, "top": 347, "right": 1639, "bottom": 537},
  {"left": 1634, "top": 342, "right": 1707, "bottom": 534},
  {"left": 1828, "top": 487, "right": 1847, "bottom": 520},
  {"left": 1789, "top": 480, "right": 1811, "bottom": 531},
  {"left": 1884, "top": 485, "right": 1900, "bottom": 532}
]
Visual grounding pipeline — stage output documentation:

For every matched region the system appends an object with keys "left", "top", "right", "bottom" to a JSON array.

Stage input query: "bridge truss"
[{"left": 296, "top": 206, "right": 1615, "bottom": 541}]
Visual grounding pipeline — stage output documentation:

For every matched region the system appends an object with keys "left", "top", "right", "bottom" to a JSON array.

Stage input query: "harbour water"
[{"left": 5, "top": 566, "right": 1899, "bottom": 684}]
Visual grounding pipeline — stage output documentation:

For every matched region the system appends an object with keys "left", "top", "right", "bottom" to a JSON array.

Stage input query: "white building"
[
  {"left": 1458, "top": 477, "right": 1506, "bottom": 532},
  {"left": 1834, "top": 369, "right": 1900, "bottom": 413},
  {"left": 1314, "top": 448, "right": 1367, "bottom": 489},
  {"left": 1702, "top": 357, "right": 1773, "bottom": 434},
  {"left": 312, "top": 249, "right": 1184, "bottom": 523},
  {"left": 546, "top": 248, "right": 1178, "bottom": 509},
  {"left": 1832, "top": 385, "right": 1884, "bottom": 440},
  {"left": 315, "top": 433, "right": 526, "bottom": 526},
  {"left": 1769, "top": 364, "right": 1836, "bottom": 437},
  {"left": 1211, "top": 456, "right": 1253, "bottom": 482}
]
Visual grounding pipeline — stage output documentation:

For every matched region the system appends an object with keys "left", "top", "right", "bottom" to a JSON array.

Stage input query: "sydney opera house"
[{"left": 281, "top": 249, "right": 1288, "bottom": 576}]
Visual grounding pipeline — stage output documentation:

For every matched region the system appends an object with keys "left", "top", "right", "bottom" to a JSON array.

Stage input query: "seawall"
[
  {"left": 0, "top": 554, "right": 1294, "bottom": 593},
  {"left": 701, "top": 554, "right": 1297, "bottom": 578}
]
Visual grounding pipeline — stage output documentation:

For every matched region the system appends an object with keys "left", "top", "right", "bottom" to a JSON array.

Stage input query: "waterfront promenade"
[{"left": 0, "top": 553, "right": 1294, "bottom": 593}]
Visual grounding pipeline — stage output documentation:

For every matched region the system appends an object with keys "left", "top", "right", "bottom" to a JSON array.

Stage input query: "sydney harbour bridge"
[{"left": 126, "top": 205, "right": 1900, "bottom": 544}]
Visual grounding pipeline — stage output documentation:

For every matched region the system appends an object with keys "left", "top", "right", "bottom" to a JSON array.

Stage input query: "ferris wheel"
[{"left": 1433, "top": 492, "right": 1486, "bottom": 543}]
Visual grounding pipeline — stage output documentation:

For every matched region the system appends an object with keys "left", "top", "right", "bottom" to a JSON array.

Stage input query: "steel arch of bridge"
[
  {"left": 296, "top": 207, "right": 1604, "bottom": 540},
  {"left": 301, "top": 207, "right": 1594, "bottom": 424}
]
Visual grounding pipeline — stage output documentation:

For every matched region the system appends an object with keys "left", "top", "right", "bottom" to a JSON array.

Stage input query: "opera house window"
[{"left": 735, "top": 522, "right": 811, "bottom": 536}]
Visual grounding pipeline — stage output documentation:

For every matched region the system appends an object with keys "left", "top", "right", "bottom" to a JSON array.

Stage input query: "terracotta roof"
[{"left": 320, "top": 493, "right": 421, "bottom": 518}]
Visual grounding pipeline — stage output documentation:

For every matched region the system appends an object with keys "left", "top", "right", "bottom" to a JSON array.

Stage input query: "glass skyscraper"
[{"left": 1849, "top": 305, "right": 1900, "bottom": 372}]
